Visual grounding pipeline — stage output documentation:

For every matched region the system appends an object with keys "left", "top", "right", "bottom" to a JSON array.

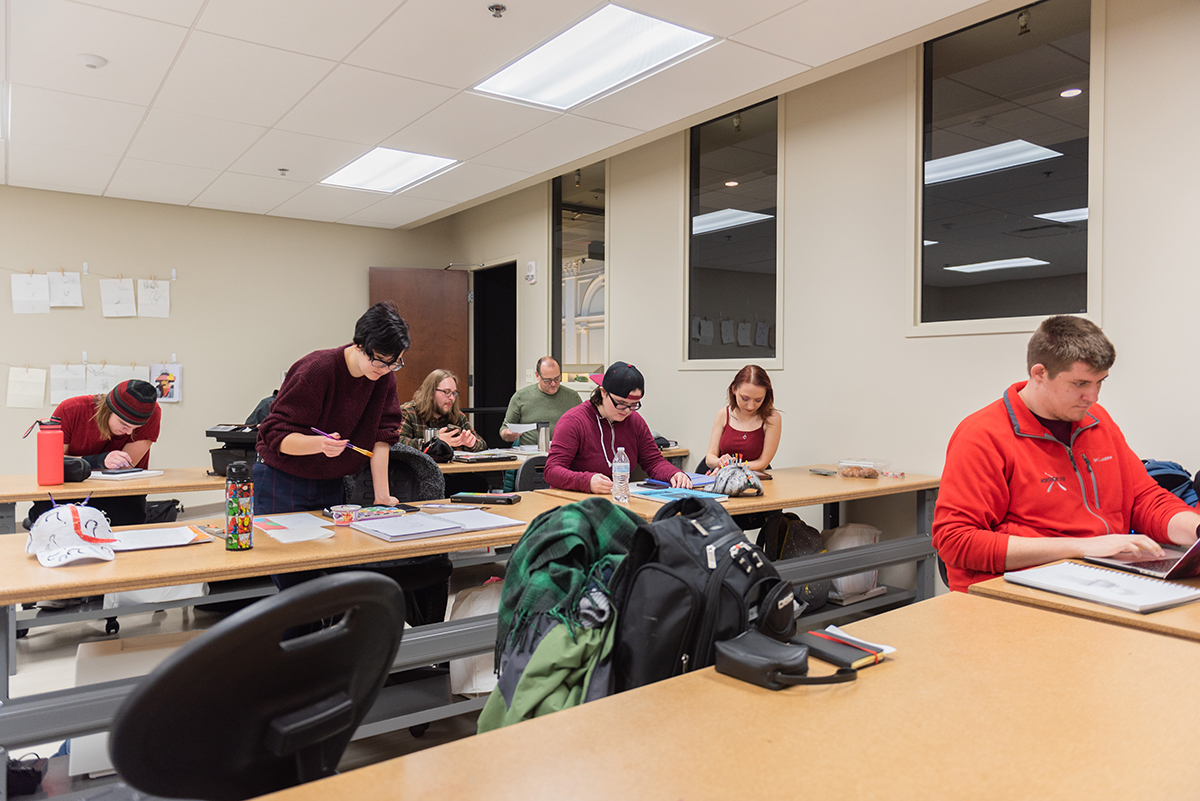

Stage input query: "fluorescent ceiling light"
[
  {"left": 321, "top": 147, "right": 455, "bottom": 193},
  {"left": 1060, "top": 88, "right": 1083, "bottom": 98},
  {"left": 1034, "top": 207, "right": 1088, "bottom": 223},
  {"left": 924, "top": 140, "right": 1062, "bottom": 185},
  {"left": 944, "top": 257, "right": 1048, "bottom": 274},
  {"left": 692, "top": 208, "right": 773, "bottom": 235},
  {"left": 475, "top": 5, "right": 713, "bottom": 110},
  {"left": 924, "top": 240, "right": 938, "bottom": 246}
]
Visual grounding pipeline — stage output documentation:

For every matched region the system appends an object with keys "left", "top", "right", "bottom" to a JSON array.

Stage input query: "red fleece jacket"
[{"left": 933, "top": 381, "right": 1191, "bottom": 592}]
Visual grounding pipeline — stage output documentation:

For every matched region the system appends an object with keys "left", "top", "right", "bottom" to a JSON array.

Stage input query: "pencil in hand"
[{"left": 310, "top": 427, "right": 374, "bottom": 458}]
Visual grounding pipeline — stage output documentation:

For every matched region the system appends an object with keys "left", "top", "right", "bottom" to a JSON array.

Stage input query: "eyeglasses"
[
  {"left": 611, "top": 397, "right": 642, "bottom": 412},
  {"left": 436, "top": 388, "right": 460, "bottom": 399},
  {"left": 368, "top": 354, "right": 404, "bottom": 372},
  {"left": 539, "top": 375, "right": 562, "bottom": 385}
]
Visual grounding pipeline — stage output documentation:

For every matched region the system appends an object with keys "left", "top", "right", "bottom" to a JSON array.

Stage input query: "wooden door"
[{"left": 369, "top": 268, "right": 470, "bottom": 407}]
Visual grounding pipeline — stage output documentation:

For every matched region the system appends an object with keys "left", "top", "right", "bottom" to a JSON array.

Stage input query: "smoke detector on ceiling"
[{"left": 77, "top": 54, "right": 108, "bottom": 70}]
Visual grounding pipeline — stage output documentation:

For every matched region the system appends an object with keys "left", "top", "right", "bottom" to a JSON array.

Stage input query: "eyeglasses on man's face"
[
  {"left": 538, "top": 374, "right": 562, "bottom": 385},
  {"left": 436, "top": 387, "right": 460, "bottom": 399},
  {"left": 611, "top": 396, "right": 641, "bottom": 412},
  {"left": 367, "top": 353, "right": 404, "bottom": 372}
]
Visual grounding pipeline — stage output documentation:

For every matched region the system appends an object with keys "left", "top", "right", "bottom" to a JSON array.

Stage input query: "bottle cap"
[{"left": 227, "top": 461, "right": 251, "bottom": 480}]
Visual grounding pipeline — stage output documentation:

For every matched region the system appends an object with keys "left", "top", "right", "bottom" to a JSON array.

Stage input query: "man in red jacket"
[{"left": 933, "top": 316, "right": 1200, "bottom": 592}]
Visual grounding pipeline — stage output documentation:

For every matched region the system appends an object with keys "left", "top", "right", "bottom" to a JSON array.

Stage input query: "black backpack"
[{"left": 611, "top": 498, "right": 797, "bottom": 692}]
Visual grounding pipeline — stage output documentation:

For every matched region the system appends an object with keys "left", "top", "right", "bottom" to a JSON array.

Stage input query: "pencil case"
[{"left": 714, "top": 630, "right": 857, "bottom": 690}]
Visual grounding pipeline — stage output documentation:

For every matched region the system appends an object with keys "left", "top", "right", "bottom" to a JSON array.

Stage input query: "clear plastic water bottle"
[{"left": 612, "top": 447, "right": 630, "bottom": 503}]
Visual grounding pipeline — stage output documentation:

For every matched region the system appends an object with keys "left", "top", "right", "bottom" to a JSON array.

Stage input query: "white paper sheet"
[
  {"left": 737, "top": 322, "right": 752, "bottom": 346},
  {"left": 699, "top": 320, "right": 714, "bottom": 346},
  {"left": 48, "top": 272, "right": 84, "bottom": 307},
  {"left": 150, "top": 363, "right": 181, "bottom": 402},
  {"left": 7, "top": 367, "right": 47, "bottom": 408},
  {"left": 99, "top": 278, "right": 137, "bottom": 317},
  {"left": 268, "top": 528, "right": 335, "bottom": 543},
  {"left": 690, "top": 317, "right": 702, "bottom": 339},
  {"left": 254, "top": 513, "right": 327, "bottom": 531},
  {"left": 504, "top": 423, "right": 538, "bottom": 434},
  {"left": 137, "top": 279, "right": 170, "bottom": 318},
  {"left": 86, "top": 364, "right": 120, "bottom": 395},
  {"left": 720, "top": 320, "right": 736, "bottom": 344},
  {"left": 12, "top": 274, "right": 50, "bottom": 314},
  {"left": 49, "top": 364, "right": 88, "bottom": 405},
  {"left": 755, "top": 322, "right": 770, "bottom": 347}
]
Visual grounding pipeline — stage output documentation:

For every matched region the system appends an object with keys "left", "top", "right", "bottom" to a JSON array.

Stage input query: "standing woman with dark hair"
[
  {"left": 27, "top": 379, "right": 161, "bottom": 526},
  {"left": 704, "top": 365, "right": 781, "bottom": 473},
  {"left": 255, "top": 302, "right": 410, "bottom": 533}
]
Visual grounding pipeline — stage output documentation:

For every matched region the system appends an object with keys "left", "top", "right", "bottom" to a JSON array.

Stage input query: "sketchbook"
[
  {"left": 350, "top": 512, "right": 465, "bottom": 543},
  {"left": 628, "top": 487, "right": 728, "bottom": 504},
  {"left": 89, "top": 469, "right": 164, "bottom": 481},
  {"left": 109, "top": 526, "right": 214, "bottom": 551},
  {"left": 1004, "top": 561, "right": 1200, "bottom": 613}
]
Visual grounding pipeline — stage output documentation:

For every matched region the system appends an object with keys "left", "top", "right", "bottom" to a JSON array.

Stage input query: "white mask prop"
[{"left": 26, "top": 503, "right": 117, "bottom": 567}]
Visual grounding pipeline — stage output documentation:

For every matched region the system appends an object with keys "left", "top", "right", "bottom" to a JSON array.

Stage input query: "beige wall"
[{"left": 0, "top": 186, "right": 450, "bottom": 480}]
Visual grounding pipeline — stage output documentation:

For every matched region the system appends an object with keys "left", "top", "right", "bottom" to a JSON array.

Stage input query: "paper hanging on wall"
[
  {"left": 151, "top": 363, "right": 182, "bottom": 403},
  {"left": 137, "top": 279, "right": 170, "bottom": 318},
  {"left": 698, "top": 320, "right": 714, "bottom": 346},
  {"left": 12, "top": 274, "right": 50, "bottom": 314},
  {"left": 48, "top": 272, "right": 84, "bottom": 307},
  {"left": 86, "top": 364, "right": 120, "bottom": 395},
  {"left": 720, "top": 320, "right": 736, "bottom": 344},
  {"left": 50, "top": 364, "right": 88, "bottom": 405},
  {"left": 7, "top": 367, "right": 47, "bottom": 408},
  {"left": 99, "top": 278, "right": 137, "bottom": 317},
  {"left": 755, "top": 322, "right": 770, "bottom": 348},
  {"left": 737, "top": 322, "right": 752, "bottom": 347},
  {"left": 690, "top": 317, "right": 702, "bottom": 340}
]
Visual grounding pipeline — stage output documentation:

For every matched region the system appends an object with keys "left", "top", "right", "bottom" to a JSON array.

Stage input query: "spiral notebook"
[{"left": 1004, "top": 561, "right": 1200, "bottom": 613}]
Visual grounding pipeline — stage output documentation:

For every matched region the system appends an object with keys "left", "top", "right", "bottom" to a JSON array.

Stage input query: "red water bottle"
[{"left": 23, "top": 418, "right": 64, "bottom": 486}]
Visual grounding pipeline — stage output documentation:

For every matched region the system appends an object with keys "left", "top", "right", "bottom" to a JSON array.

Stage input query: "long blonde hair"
[
  {"left": 412, "top": 369, "right": 462, "bottom": 422},
  {"left": 91, "top": 395, "right": 119, "bottom": 440}
]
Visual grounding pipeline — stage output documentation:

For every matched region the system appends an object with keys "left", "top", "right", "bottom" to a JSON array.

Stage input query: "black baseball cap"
[{"left": 601, "top": 361, "right": 644, "bottom": 398}]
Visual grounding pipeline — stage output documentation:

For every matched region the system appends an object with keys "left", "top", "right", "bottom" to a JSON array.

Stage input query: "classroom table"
[
  {"left": 253, "top": 590, "right": 1200, "bottom": 801},
  {"left": 970, "top": 561, "right": 1200, "bottom": 642},
  {"left": 0, "top": 468, "right": 226, "bottom": 534},
  {"left": 437, "top": 446, "right": 689, "bottom": 474}
]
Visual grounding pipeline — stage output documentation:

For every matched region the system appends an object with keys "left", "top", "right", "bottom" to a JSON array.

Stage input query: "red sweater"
[
  {"left": 256, "top": 345, "right": 401, "bottom": 480},
  {"left": 544, "top": 402, "right": 681, "bottom": 492},
  {"left": 933, "top": 382, "right": 1191, "bottom": 592},
  {"left": 54, "top": 394, "right": 160, "bottom": 469}
]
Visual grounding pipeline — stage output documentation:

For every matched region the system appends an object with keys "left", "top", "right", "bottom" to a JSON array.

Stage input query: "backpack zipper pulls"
[{"left": 706, "top": 544, "right": 717, "bottom": 569}]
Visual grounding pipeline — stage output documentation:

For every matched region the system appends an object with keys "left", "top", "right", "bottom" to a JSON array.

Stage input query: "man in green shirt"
[{"left": 499, "top": 357, "right": 582, "bottom": 447}]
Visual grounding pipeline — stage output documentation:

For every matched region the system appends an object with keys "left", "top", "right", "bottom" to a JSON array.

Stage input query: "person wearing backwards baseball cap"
[
  {"left": 27, "top": 379, "right": 162, "bottom": 527},
  {"left": 544, "top": 361, "right": 691, "bottom": 494}
]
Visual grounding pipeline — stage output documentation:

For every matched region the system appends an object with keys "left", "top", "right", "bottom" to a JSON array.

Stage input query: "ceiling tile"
[
  {"left": 575, "top": 41, "right": 807, "bottom": 132},
  {"left": 616, "top": 0, "right": 805, "bottom": 37},
  {"left": 275, "top": 65, "right": 456, "bottom": 145},
  {"left": 127, "top": 108, "right": 266, "bottom": 169},
  {"left": 72, "top": 0, "right": 205, "bottom": 27},
  {"left": 6, "top": 140, "right": 119, "bottom": 195},
  {"left": 403, "top": 162, "right": 531, "bottom": 204},
  {"left": 267, "top": 184, "right": 387, "bottom": 223},
  {"left": 473, "top": 115, "right": 641, "bottom": 175},
  {"left": 9, "top": 0, "right": 188, "bottom": 105},
  {"left": 346, "top": 0, "right": 600, "bottom": 90},
  {"left": 154, "top": 31, "right": 335, "bottom": 127},
  {"left": 9, "top": 84, "right": 144, "bottom": 156},
  {"left": 106, "top": 158, "right": 220, "bottom": 205},
  {"left": 381, "top": 93, "right": 560, "bottom": 161},
  {"left": 733, "top": 0, "right": 983, "bottom": 67},
  {"left": 196, "top": 0, "right": 402, "bottom": 61},
  {"left": 229, "top": 129, "right": 367, "bottom": 184},
  {"left": 191, "top": 172, "right": 307, "bottom": 214},
  {"left": 341, "top": 193, "right": 455, "bottom": 228}
]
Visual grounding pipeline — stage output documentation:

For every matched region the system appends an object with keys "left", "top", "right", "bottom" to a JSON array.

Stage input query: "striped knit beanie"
[{"left": 108, "top": 380, "right": 158, "bottom": 425}]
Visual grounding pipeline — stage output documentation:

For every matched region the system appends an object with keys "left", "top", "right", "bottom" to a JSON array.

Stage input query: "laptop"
[
  {"left": 1083, "top": 536, "right": 1200, "bottom": 580},
  {"left": 452, "top": 451, "right": 519, "bottom": 464}
]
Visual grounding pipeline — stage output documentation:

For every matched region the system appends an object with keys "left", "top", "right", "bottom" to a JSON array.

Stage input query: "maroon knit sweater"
[{"left": 256, "top": 345, "right": 401, "bottom": 480}]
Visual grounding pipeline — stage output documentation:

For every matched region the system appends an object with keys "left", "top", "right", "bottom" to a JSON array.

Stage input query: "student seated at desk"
[
  {"left": 703, "top": 364, "right": 781, "bottom": 473},
  {"left": 933, "top": 315, "right": 1200, "bottom": 592},
  {"left": 28, "top": 379, "right": 160, "bottom": 527},
  {"left": 397, "top": 370, "right": 487, "bottom": 453},
  {"left": 498, "top": 357, "right": 581, "bottom": 447},
  {"left": 545, "top": 361, "right": 690, "bottom": 494},
  {"left": 255, "top": 302, "right": 408, "bottom": 589}
]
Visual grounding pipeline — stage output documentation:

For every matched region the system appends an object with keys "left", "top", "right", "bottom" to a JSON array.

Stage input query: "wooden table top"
[
  {"left": 971, "top": 562, "right": 1200, "bottom": 642},
  {"left": 537, "top": 464, "right": 940, "bottom": 519},
  {"left": 0, "top": 468, "right": 225, "bottom": 503},
  {"left": 0, "top": 493, "right": 568, "bottom": 606},
  {"left": 258, "top": 591, "right": 1200, "bottom": 801}
]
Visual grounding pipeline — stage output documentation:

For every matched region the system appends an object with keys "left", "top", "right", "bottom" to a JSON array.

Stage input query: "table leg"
[
  {"left": 1, "top": 502, "right": 16, "bottom": 535},
  {"left": 914, "top": 488, "right": 938, "bottom": 600},
  {"left": 823, "top": 501, "right": 839, "bottom": 530},
  {"left": 3, "top": 603, "right": 13, "bottom": 689}
]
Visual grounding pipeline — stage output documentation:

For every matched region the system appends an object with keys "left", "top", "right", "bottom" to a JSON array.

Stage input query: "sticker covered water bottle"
[{"left": 225, "top": 460, "right": 253, "bottom": 550}]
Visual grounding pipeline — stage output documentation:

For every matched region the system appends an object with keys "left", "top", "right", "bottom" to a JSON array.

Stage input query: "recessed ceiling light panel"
[
  {"left": 1034, "top": 207, "right": 1088, "bottom": 223},
  {"left": 321, "top": 147, "right": 456, "bottom": 193},
  {"left": 944, "top": 257, "right": 1049, "bottom": 273},
  {"left": 475, "top": 5, "right": 713, "bottom": 110},
  {"left": 1060, "top": 88, "right": 1083, "bottom": 98},
  {"left": 924, "top": 139, "right": 1062, "bottom": 185},
  {"left": 692, "top": 208, "right": 773, "bottom": 235}
]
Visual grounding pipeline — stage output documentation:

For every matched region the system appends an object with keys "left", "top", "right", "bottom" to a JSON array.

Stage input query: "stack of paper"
[{"left": 351, "top": 512, "right": 465, "bottom": 542}]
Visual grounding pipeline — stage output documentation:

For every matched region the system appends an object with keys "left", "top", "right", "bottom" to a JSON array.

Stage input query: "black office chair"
[
  {"left": 109, "top": 571, "right": 405, "bottom": 801},
  {"left": 515, "top": 455, "right": 548, "bottom": 491}
]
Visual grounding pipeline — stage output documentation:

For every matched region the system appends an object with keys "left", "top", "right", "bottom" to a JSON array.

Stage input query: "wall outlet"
[{"left": 525, "top": 369, "right": 537, "bottom": 384}]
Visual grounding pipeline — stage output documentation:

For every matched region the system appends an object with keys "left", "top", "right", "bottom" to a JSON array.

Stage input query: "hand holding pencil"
[{"left": 310, "top": 427, "right": 374, "bottom": 458}]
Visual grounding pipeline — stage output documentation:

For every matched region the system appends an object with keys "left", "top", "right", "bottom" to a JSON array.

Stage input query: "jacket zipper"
[{"left": 1063, "top": 443, "right": 1111, "bottom": 535}]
